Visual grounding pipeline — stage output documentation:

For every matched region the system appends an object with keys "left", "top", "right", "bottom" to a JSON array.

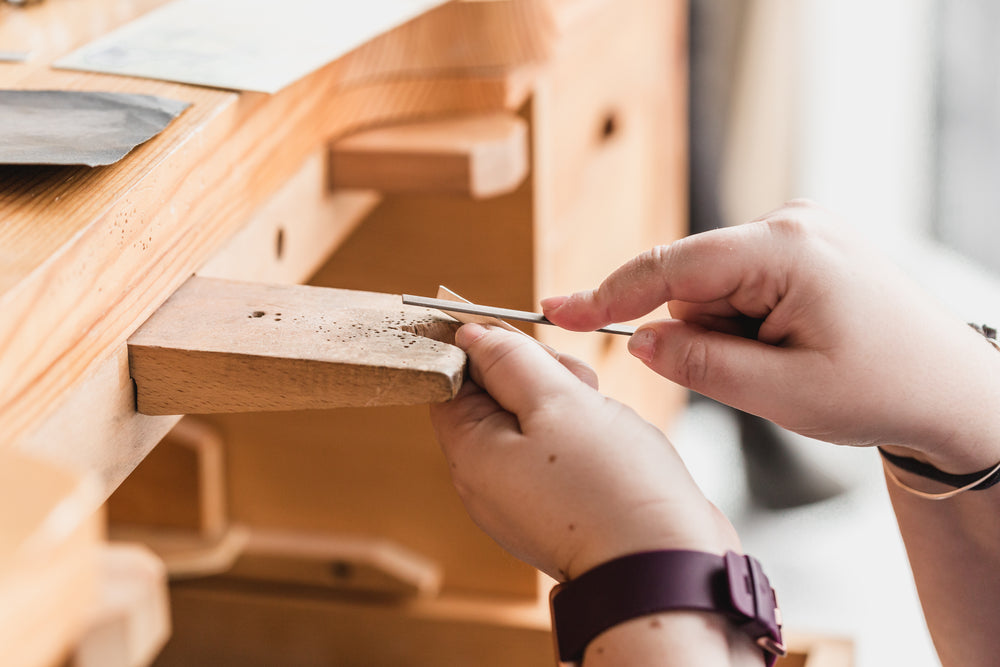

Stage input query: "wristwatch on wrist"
[{"left": 549, "top": 550, "right": 786, "bottom": 666}]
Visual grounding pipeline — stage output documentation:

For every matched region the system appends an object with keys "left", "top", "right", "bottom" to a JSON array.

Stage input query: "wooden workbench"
[{"left": 1, "top": 1, "right": 693, "bottom": 665}]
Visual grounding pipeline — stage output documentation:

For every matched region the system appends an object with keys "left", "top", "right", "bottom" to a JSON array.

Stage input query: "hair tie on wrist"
[{"left": 879, "top": 448, "right": 1000, "bottom": 500}]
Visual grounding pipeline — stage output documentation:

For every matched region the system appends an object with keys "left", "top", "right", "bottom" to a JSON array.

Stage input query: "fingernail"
[
  {"left": 539, "top": 295, "right": 568, "bottom": 312},
  {"left": 454, "top": 322, "right": 488, "bottom": 350},
  {"left": 628, "top": 328, "right": 656, "bottom": 362}
]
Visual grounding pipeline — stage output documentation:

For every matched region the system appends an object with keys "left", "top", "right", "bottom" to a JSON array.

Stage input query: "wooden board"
[
  {"left": 330, "top": 112, "right": 529, "bottom": 198},
  {"left": 128, "top": 277, "right": 465, "bottom": 414},
  {"left": 0, "top": 0, "right": 546, "bottom": 452}
]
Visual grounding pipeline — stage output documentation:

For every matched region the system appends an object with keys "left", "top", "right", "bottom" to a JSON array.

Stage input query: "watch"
[{"left": 549, "top": 549, "right": 786, "bottom": 666}]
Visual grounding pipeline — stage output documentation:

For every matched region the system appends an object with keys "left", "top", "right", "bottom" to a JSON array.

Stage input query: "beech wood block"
[
  {"left": 127, "top": 277, "right": 464, "bottom": 415},
  {"left": 329, "top": 113, "right": 529, "bottom": 198}
]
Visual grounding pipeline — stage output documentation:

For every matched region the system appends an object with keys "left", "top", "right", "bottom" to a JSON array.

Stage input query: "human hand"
[
  {"left": 541, "top": 201, "right": 1000, "bottom": 473},
  {"left": 429, "top": 323, "right": 740, "bottom": 582}
]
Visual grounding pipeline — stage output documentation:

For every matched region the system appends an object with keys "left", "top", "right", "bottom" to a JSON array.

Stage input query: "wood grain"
[
  {"left": 127, "top": 277, "right": 465, "bottom": 414},
  {"left": 330, "top": 112, "right": 529, "bottom": 198}
]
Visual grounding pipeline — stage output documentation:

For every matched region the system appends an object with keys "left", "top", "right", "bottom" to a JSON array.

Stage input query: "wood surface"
[
  {"left": 0, "top": 0, "right": 550, "bottom": 459},
  {"left": 108, "top": 418, "right": 226, "bottom": 537},
  {"left": 128, "top": 277, "right": 465, "bottom": 414},
  {"left": 0, "top": 450, "right": 102, "bottom": 667},
  {"left": 530, "top": 0, "right": 689, "bottom": 433},
  {"left": 330, "top": 112, "right": 529, "bottom": 198},
  {"left": 156, "top": 581, "right": 554, "bottom": 667},
  {"left": 69, "top": 544, "right": 170, "bottom": 667},
  {"left": 224, "top": 529, "right": 443, "bottom": 599}
]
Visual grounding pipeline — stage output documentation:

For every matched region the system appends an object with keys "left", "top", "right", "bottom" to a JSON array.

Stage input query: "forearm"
[
  {"left": 887, "top": 471, "right": 1000, "bottom": 666},
  {"left": 582, "top": 611, "right": 764, "bottom": 666}
]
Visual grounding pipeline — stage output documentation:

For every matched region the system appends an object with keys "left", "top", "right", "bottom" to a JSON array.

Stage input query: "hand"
[
  {"left": 429, "top": 323, "right": 740, "bottom": 582},
  {"left": 541, "top": 201, "right": 1000, "bottom": 473}
]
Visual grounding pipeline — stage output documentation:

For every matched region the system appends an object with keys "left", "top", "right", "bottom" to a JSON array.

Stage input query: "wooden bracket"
[
  {"left": 329, "top": 112, "right": 529, "bottom": 198},
  {"left": 127, "top": 277, "right": 465, "bottom": 415},
  {"left": 225, "top": 529, "right": 443, "bottom": 599}
]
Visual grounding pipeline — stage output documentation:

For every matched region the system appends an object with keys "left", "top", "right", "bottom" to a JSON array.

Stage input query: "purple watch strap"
[{"left": 549, "top": 550, "right": 784, "bottom": 665}]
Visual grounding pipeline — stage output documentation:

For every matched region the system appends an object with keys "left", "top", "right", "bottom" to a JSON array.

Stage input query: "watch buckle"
[
  {"left": 724, "top": 551, "right": 786, "bottom": 658},
  {"left": 757, "top": 635, "right": 788, "bottom": 658}
]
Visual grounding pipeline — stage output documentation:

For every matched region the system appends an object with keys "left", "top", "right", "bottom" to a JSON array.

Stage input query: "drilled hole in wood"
[
  {"left": 599, "top": 111, "right": 620, "bottom": 141},
  {"left": 330, "top": 560, "right": 354, "bottom": 580},
  {"left": 275, "top": 226, "right": 285, "bottom": 260}
]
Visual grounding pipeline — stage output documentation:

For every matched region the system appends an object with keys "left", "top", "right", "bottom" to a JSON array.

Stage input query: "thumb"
[{"left": 628, "top": 319, "right": 813, "bottom": 420}]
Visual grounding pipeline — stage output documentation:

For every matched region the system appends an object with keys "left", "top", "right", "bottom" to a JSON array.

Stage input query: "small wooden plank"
[
  {"left": 0, "top": 451, "right": 102, "bottom": 667},
  {"left": 69, "top": 544, "right": 170, "bottom": 667},
  {"left": 225, "top": 529, "right": 443, "bottom": 598},
  {"left": 127, "top": 277, "right": 465, "bottom": 415},
  {"left": 330, "top": 113, "right": 529, "bottom": 198}
]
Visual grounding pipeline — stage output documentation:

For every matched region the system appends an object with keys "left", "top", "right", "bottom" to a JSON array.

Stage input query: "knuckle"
[{"left": 675, "top": 336, "right": 712, "bottom": 390}]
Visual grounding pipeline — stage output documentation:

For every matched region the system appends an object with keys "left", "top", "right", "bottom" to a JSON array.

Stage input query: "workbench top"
[{"left": 0, "top": 0, "right": 555, "bottom": 472}]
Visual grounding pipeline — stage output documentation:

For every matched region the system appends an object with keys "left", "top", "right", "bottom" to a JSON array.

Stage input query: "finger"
[
  {"left": 540, "top": 222, "right": 790, "bottom": 330},
  {"left": 627, "top": 319, "right": 823, "bottom": 422},
  {"left": 454, "top": 323, "right": 591, "bottom": 419},
  {"left": 429, "top": 381, "right": 519, "bottom": 455},
  {"left": 554, "top": 352, "right": 599, "bottom": 390}
]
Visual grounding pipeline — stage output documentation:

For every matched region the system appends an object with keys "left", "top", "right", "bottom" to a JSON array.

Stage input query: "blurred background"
[{"left": 681, "top": 1, "right": 1000, "bottom": 665}]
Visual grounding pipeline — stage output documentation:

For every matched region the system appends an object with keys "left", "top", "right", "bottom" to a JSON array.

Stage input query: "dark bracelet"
[{"left": 878, "top": 448, "right": 1000, "bottom": 492}]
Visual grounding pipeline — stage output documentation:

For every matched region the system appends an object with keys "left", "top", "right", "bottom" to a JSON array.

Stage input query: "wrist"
[
  {"left": 582, "top": 610, "right": 764, "bottom": 666},
  {"left": 551, "top": 550, "right": 784, "bottom": 666},
  {"left": 563, "top": 507, "right": 741, "bottom": 581}
]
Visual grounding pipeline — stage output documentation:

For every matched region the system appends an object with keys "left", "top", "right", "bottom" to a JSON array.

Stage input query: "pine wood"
[
  {"left": 0, "top": 0, "right": 550, "bottom": 454},
  {"left": 69, "top": 544, "right": 170, "bottom": 667},
  {"left": 127, "top": 277, "right": 465, "bottom": 415},
  {"left": 0, "top": 450, "right": 102, "bottom": 667},
  {"left": 330, "top": 112, "right": 529, "bottom": 198}
]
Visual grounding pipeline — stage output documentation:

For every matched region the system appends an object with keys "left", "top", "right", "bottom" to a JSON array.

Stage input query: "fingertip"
[
  {"left": 627, "top": 327, "right": 657, "bottom": 362},
  {"left": 454, "top": 322, "right": 489, "bottom": 350},
  {"left": 539, "top": 295, "right": 568, "bottom": 312}
]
